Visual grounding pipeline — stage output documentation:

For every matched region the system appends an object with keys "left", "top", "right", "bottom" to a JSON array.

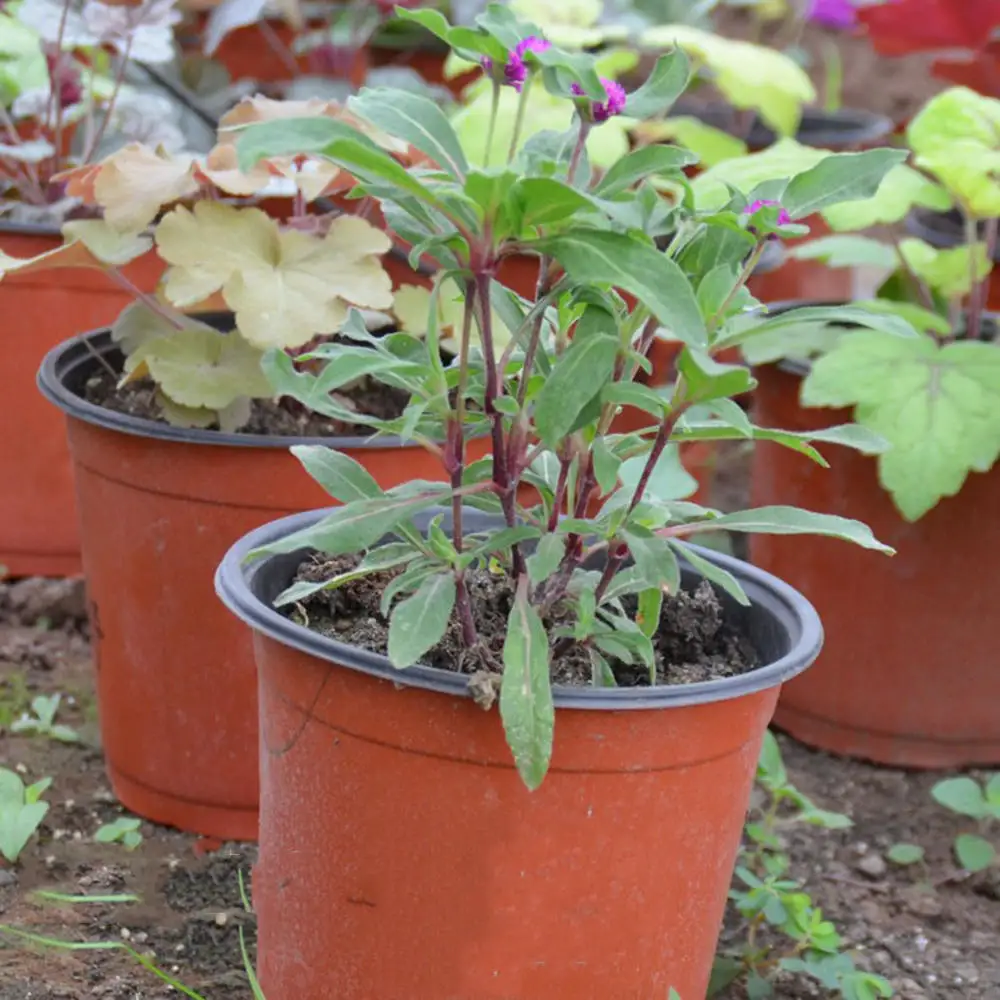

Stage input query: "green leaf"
[
  {"left": 682, "top": 506, "right": 893, "bottom": 553},
  {"left": 677, "top": 347, "right": 755, "bottom": 404},
  {"left": 249, "top": 490, "right": 449, "bottom": 559},
  {"left": 781, "top": 149, "right": 909, "bottom": 220},
  {"left": 290, "top": 446, "right": 385, "bottom": 504},
  {"left": 622, "top": 50, "right": 691, "bottom": 120},
  {"left": 790, "top": 235, "right": 898, "bottom": 271},
  {"left": 500, "top": 585, "right": 555, "bottom": 791},
  {"left": 617, "top": 447, "right": 699, "bottom": 505},
  {"left": 802, "top": 333, "right": 1000, "bottom": 521},
  {"left": 898, "top": 238, "right": 990, "bottom": 298},
  {"left": 636, "top": 587, "right": 663, "bottom": 641},
  {"left": 986, "top": 773, "right": 1000, "bottom": 810},
  {"left": 623, "top": 530, "right": 681, "bottom": 592},
  {"left": 387, "top": 572, "right": 456, "bottom": 669},
  {"left": 593, "top": 145, "right": 696, "bottom": 198},
  {"left": 821, "top": 164, "right": 953, "bottom": 232},
  {"left": 839, "top": 972, "right": 893, "bottom": 1000},
  {"left": 534, "top": 330, "right": 619, "bottom": 446},
  {"left": 507, "top": 176, "right": 597, "bottom": 231},
  {"left": 0, "top": 800, "right": 48, "bottom": 863},
  {"left": 887, "top": 843, "right": 926, "bottom": 866},
  {"left": 906, "top": 87, "right": 1000, "bottom": 217},
  {"left": 274, "top": 545, "right": 418, "bottom": 607},
  {"left": 931, "top": 776, "right": 987, "bottom": 819},
  {"left": 350, "top": 87, "right": 468, "bottom": 180},
  {"left": 532, "top": 230, "right": 707, "bottom": 349},
  {"left": 670, "top": 540, "right": 749, "bottom": 606},
  {"left": 954, "top": 834, "right": 996, "bottom": 872},
  {"left": 757, "top": 730, "right": 787, "bottom": 786},
  {"left": 526, "top": 534, "right": 566, "bottom": 587}
]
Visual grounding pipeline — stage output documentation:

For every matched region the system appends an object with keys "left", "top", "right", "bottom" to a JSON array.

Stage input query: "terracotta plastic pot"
[
  {"left": 0, "top": 221, "right": 162, "bottom": 577},
  {"left": 750, "top": 361, "right": 1000, "bottom": 768},
  {"left": 370, "top": 42, "right": 478, "bottom": 97},
  {"left": 216, "top": 507, "right": 822, "bottom": 1000},
  {"left": 907, "top": 208, "right": 1000, "bottom": 312},
  {"left": 38, "top": 324, "right": 469, "bottom": 840}
]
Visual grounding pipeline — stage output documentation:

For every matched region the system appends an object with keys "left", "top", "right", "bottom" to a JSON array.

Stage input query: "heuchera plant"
[
  {"left": 742, "top": 86, "right": 1000, "bottom": 521},
  {"left": 0, "top": 95, "right": 413, "bottom": 430},
  {"left": 230, "top": 3, "right": 912, "bottom": 788},
  {"left": 0, "top": 0, "right": 187, "bottom": 223}
]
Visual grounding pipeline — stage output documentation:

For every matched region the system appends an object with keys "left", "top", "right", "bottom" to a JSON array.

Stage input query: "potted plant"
[
  {"left": 4, "top": 95, "right": 469, "bottom": 840},
  {"left": 742, "top": 85, "right": 1000, "bottom": 768},
  {"left": 0, "top": 0, "right": 199, "bottom": 576},
  {"left": 215, "top": 6, "right": 908, "bottom": 996}
]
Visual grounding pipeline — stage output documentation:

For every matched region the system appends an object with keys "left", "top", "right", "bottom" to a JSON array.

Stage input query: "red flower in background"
[{"left": 858, "top": 0, "right": 1000, "bottom": 96}]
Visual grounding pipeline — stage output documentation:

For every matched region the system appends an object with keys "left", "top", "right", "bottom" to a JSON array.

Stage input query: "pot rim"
[
  {"left": 215, "top": 507, "right": 825, "bottom": 711},
  {"left": 906, "top": 208, "right": 1000, "bottom": 262},
  {"left": 37, "top": 324, "right": 441, "bottom": 451},
  {"left": 0, "top": 217, "right": 62, "bottom": 239}
]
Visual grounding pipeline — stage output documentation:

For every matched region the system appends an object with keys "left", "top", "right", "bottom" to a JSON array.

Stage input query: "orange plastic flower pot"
[
  {"left": 0, "top": 222, "right": 162, "bottom": 577},
  {"left": 750, "top": 361, "right": 1000, "bottom": 768},
  {"left": 38, "top": 327, "right": 471, "bottom": 840},
  {"left": 216, "top": 508, "right": 823, "bottom": 1000}
]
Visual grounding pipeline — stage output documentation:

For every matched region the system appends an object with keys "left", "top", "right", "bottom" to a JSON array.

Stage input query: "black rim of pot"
[
  {"left": 214, "top": 506, "right": 825, "bottom": 710},
  {"left": 37, "top": 320, "right": 427, "bottom": 451},
  {"left": 906, "top": 208, "right": 1000, "bottom": 262}
]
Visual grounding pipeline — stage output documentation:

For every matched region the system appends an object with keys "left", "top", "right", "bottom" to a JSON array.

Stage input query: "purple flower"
[
  {"left": 570, "top": 77, "right": 628, "bottom": 123},
  {"left": 745, "top": 199, "right": 791, "bottom": 226},
  {"left": 808, "top": 0, "right": 857, "bottom": 29},
  {"left": 482, "top": 35, "right": 550, "bottom": 92}
]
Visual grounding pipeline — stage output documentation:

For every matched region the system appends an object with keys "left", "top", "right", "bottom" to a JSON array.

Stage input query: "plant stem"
[
  {"left": 105, "top": 268, "right": 187, "bottom": 329},
  {"left": 890, "top": 234, "right": 937, "bottom": 313},
  {"left": 707, "top": 241, "right": 767, "bottom": 334},
  {"left": 82, "top": 34, "right": 135, "bottom": 163},
  {"left": 567, "top": 118, "right": 591, "bottom": 185},
  {"left": 507, "top": 82, "right": 531, "bottom": 164},
  {"left": 451, "top": 284, "right": 477, "bottom": 552},
  {"left": 44, "top": 0, "right": 73, "bottom": 173},
  {"left": 484, "top": 80, "right": 500, "bottom": 169},
  {"left": 258, "top": 20, "right": 301, "bottom": 79},
  {"left": 514, "top": 256, "right": 552, "bottom": 405},
  {"left": 969, "top": 216, "right": 999, "bottom": 341}
]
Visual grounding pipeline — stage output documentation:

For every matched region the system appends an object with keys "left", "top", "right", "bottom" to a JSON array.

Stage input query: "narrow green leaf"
[
  {"left": 955, "top": 834, "right": 996, "bottom": 872},
  {"left": 623, "top": 50, "right": 691, "bottom": 119},
  {"left": 500, "top": 585, "right": 555, "bottom": 791},
  {"left": 680, "top": 506, "right": 894, "bottom": 553},
  {"left": 349, "top": 88, "right": 469, "bottom": 180},
  {"left": 526, "top": 534, "right": 565, "bottom": 587},
  {"left": 290, "top": 446, "right": 385, "bottom": 504},
  {"left": 387, "top": 573, "right": 456, "bottom": 668},
  {"left": 636, "top": 587, "right": 663, "bottom": 641},
  {"left": 757, "top": 730, "right": 787, "bottom": 786},
  {"left": 677, "top": 347, "right": 755, "bottom": 404},
  {"left": 781, "top": 148, "right": 909, "bottom": 220},
  {"left": 534, "top": 332, "right": 619, "bottom": 446},
  {"left": 533, "top": 230, "right": 707, "bottom": 349},
  {"left": 594, "top": 145, "right": 696, "bottom": 198},
  {"left": 670, "top": 540, "right": 749, "bottom": 606}
]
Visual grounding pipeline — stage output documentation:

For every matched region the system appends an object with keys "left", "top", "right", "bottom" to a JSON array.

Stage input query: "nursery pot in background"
[
  {"left": 0, "top": 221, "right": 162, "bottom": 577},
  {"left": 37, "top": 322, "right": 467, "bottom": 840},
  {"left": 750, "top": 360, "right": 1000, "bottom": 768},
  {"left": 216, "top": 508, "right": 823, "bottom": 1000}
]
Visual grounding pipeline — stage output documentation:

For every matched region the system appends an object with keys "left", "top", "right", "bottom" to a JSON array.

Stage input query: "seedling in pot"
[
  {"left": 712, "top": 733, "right": 890, "bottom": 999},
  {"left": 95, "top": 815, "right": 143, "bottom": 850},
  {"left": 931, "top": 775, "right": 1000, "bottom": 873},
  {"left": 233, "top": 3, "right": 912, "bottom": 791},
  {"left": 0, "top": 767, "right": 52, "bottom": 864},
  {"left": 11, "top": 693, "right": 79, "bottom": 743},
  {"left": 734, "top": 85, "right": 1000, "bottom": 522}
]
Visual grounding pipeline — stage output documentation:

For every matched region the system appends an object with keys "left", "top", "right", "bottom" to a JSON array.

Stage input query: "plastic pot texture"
[
  {"left": 38, "top": 323, "right": 470, "bottom": 840},
  {"left": 750, "top": 360, "right": 1000, "bottom": 767},
  {"left": 907, "top": 208, "right": 1000, "bottom": 312},
  {"left": 0, "top": 220, "right": 163, "bottom": 577},
  {"left": 216, "top": 508, "right": 823, "bottom": 1000}
]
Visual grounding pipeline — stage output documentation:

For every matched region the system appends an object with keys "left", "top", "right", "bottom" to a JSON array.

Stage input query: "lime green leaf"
[
  {"left": 683, "top": 507, "right": 893, "bottom": 553},
  {"left": 898, "top": 238, "right": 991, "bottom": 299},
  {"left": 907, "top": 86, "right": 1000, "bottom": 217},
  {"left": 643, "top": 26, "right": 814, "bottom": 136},
  {"left": 887, "top": 843, "right": 925, "bottom": 866},
  {"left": 387, "top": 573, "right": 456, "bottom": 668},
  {"left": 532, "top": 229, "right": 707, "bottom": 348},
  {"left": 782, "top": 149, "right": 909, "bottom": 220},
  {"left": 955, "top": 834, "right": 996, "bottom": 872},
  {"left": 790, "top": 235, "right": 898, "bottom": 270},
  {"left": 822, "top": 164, "right": 953, "bottom": 232},
  {"left": 501, "top": 585, "right": 555, "bottom": 791},
  {"left": 802, "top": 333, "right": 1000, "bottom": 520},
  {"left": 349, "top": 87, "right": 469, "bottom": 180},
  {"left": 61, "top": 220, "right": 152, "bottom": 266},
  {"left": 931, "top": 776, "right": 987, "bottom": 819}
]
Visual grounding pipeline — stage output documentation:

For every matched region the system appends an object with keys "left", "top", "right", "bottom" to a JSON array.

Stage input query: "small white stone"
[
  {"left": 120, "top": 927, "right": 131, "bottom": 940},
  {"left": 214, "top": 912, "right": 229, "bottom": 927}
]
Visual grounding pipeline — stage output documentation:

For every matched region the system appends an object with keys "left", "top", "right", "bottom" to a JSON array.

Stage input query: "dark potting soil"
[
  {"left": 83, "top": 369, "right": 410, "bottom": 438},
  {"left": 286, "top": 553, "right": 759, "bottom": 687}
]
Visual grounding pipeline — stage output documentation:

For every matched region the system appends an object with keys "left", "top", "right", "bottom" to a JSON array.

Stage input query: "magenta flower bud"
[
  {"left": 570, "top": 77, "right": 628, "bottom": 124},
  {"left": 482, "top": 36, "right": 549, "bottom": 92},
  {"left": 808, "top": 0, "right": 857, "bottom": 30},
  {"left": 745, "top": 199, "right": 792, "bottom": 226}
]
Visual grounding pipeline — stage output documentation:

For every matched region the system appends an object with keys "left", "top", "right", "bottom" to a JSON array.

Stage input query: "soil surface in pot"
[
  {"left": 84, "top": 368, "right": 409, "bottom": 438},
  {"left": 1, "top": 575, "right": 996, "bottom": 999},
  {"left": 286, "top": 554, "right": 758, "bottom": 686}
]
